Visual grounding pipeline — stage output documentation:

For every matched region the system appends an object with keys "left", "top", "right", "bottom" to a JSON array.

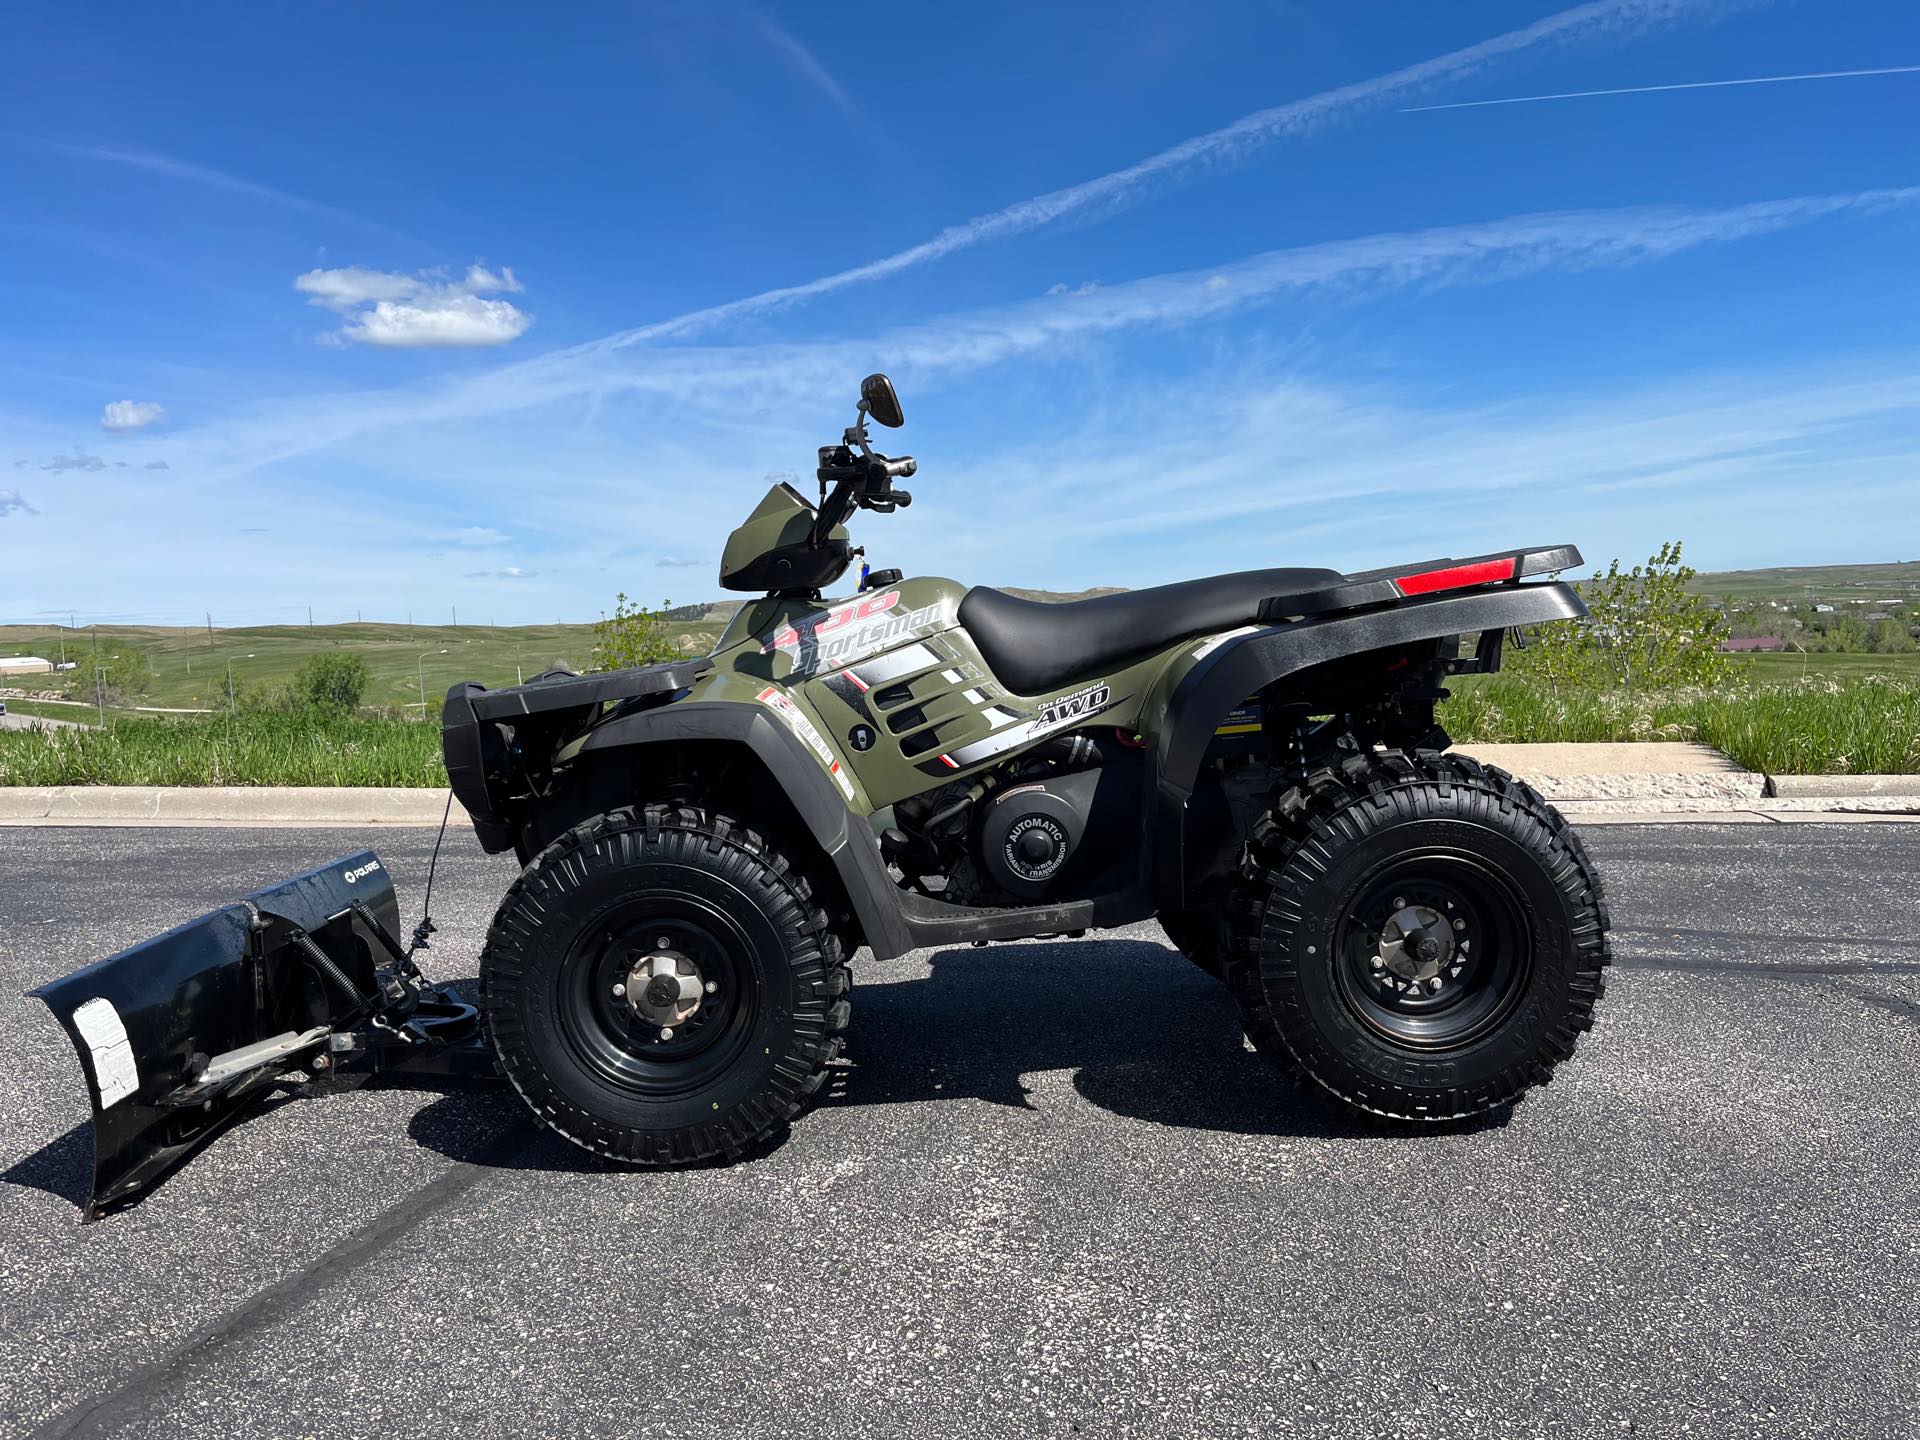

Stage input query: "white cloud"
[
  {"left": 466, "top": 565, "right": 536, "bottom": 579},
  {"left": 0, "top": 489, "right": 35, "bottom": 517},
  {"left": 101, "top": 399, "right": 167, "bottom": 431},
  {"left": 42, "top": 450, "right": 106, "bottom": 472},
  {"left": 453, "top": 525, "right": 509, "bottom": 546},
  {"left": 295, "top": 263, "right": 533, "bottom": 348},
  {"left": 144, "top": 459, "right": 170, "bottom": 470}
]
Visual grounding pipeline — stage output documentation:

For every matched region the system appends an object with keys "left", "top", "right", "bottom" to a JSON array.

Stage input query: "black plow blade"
[{"left": 28, "top": 851, "right": 497, "bottom": 1220}]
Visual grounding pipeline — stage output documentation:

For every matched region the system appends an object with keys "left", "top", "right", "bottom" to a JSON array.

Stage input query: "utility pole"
[
  {"left": 451, "top": 604, "right": 458, "bottom": 627},
  {"left": 206, "top": 611, "right": 214, "bottom": 648},
  {"left": 417, "top": 649, "right": 448, "bottom": 717},
  {"left": 308, "top": 606, "right": 314, "bottom": 629}
]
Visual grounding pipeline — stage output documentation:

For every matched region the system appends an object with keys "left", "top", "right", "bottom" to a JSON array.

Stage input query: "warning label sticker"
[
  {"left": 71, "top": 996, "right": 140, "bottom": 1109},
  {"left": 756, "top": 687, "right": 856, "bottom": 803}
]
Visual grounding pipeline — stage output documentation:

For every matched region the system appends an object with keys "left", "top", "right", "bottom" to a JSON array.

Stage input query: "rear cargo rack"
[{"left": 1257, "top": 544, "right": 1581, "bottom": 623}]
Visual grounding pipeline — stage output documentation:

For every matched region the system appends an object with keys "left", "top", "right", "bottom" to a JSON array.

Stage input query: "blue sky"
[{"left": 2, "top": 0, "right": 1917, "bottom": 626}]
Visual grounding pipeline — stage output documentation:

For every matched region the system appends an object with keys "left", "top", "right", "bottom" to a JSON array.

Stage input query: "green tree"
[
  {"left": 293, "top": 653, "right": 370, "bottom": 713},
  {"left": 593, "top": 594, "right": 680, "bottom": 671},
  {"left": 1869, "top": 619, "right": 1917, "bottom": 654},
  {"left": 1513, "top": 541, "right": 1730, "bottom": 691},
  {"left": 65, "top": 642, "right": 154, "bottom": 706}
]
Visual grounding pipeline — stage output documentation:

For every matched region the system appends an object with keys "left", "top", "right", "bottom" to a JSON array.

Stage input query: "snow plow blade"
[{"left": 29, "top": 852, "right": 498, "bottom": 1220}]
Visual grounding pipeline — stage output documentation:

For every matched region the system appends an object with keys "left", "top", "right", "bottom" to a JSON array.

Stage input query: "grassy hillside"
[
  {"left": 0, "top": 589, "right": 1118, "bottom": 712},
  {"left": 0, "top": 618, "right": 731, "bottom": 713},
  {"left": 1684, "top": 560, "right": 1920, "bottom": 602},
  {"left": 7, "top": 566, "right": 1915, "bottom": 713}
]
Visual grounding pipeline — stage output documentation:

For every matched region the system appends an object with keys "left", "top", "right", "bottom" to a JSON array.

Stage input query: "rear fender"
[
  {"left": 1152, "top": 581, "right": 1584, "bottom": 907},
  {"left": 579, "top": 702, "right": 914, "bottom": 959}
]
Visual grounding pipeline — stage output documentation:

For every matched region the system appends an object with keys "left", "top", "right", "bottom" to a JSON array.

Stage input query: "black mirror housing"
[{"left": 860, "top": 373, "right": 905, "bottom": 428}]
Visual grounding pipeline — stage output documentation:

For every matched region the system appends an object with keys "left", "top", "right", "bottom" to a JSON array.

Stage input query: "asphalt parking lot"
[{"left": 2, "top": 822, "right": 1917, "bottom": 1438}]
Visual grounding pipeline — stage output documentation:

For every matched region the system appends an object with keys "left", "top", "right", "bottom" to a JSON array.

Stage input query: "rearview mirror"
[{"left": 860, "top": 373, "right": 905, "bottom": 429}]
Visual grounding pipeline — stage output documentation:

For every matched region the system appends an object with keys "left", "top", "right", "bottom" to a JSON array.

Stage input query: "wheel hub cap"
[
  {"left": 625, "top": 953, "right": 705, "bottom": 1027},
  {"left": 1378, "top": 904, "right": 1454, "bottom": 983}
]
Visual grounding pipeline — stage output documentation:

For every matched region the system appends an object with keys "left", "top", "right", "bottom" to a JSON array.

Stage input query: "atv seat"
[{"left": 958, "top": 567, "right": 1343, "bottom": 695}]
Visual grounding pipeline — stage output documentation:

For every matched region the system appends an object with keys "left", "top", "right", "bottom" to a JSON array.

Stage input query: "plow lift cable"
[{"left": 406, "top": 789, "right": 456, "bottom": 962}]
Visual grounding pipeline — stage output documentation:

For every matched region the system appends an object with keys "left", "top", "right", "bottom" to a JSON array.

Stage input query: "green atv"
[{"left": 34, "top": 373, "right": 1609, "bottom": 1217}]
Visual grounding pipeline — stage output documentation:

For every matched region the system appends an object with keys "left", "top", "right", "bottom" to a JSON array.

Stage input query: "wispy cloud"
[
  {"left": 41, "top": 449, "right": 107, "bottom": 473},
  {"left": 752, "top": 9, "right": 857, "bottom": 115},
  {"left": 0, "top": 489, "right": 35, "bottom": 517},
  {"left": 17, "top": 139, "right": 422, "bottom": 247},
  {"left": 142, "top": 185, "right": 1920, "bottom": 485},
  {"left": 453, "top": 526, "right": 510, "bottom": 546},
  {"left": 1403, "top": 64, "right": 1920, "bottom": 113},
  {"left": 101, "top": 399, "right": 166, "bottom": 431},
  {"left": 295, "top": 263, "right": 533, "bottom": 348},
  {"left": 466, "top": 565, "right": 537, "bottom": 580},
  {"left": 595, "top": 0, "right": 1751, "bottom": 348}
]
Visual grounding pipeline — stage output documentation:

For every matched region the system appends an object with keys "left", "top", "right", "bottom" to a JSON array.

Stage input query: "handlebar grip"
[
  {"left": 885, "top": 456, "right": 916, "bottom": 479},
  {"left": 893, "top": 489, "right": 912, "bottom": 507}
]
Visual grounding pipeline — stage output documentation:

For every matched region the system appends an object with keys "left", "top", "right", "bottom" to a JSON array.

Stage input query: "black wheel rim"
[
  {"left": 555, "top": 898, "right": 758, "bottom": 1095},
  {"left": 1332, "top": 852, "right": 1532, "bottom": 1050}
]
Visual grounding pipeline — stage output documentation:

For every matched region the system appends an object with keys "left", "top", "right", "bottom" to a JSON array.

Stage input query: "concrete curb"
[
  {"left": 0, "top": 786, "right": 459, "bottom": 826},
  {"left": 1, "top": 742, "right": 1917, "bottom": 827},
  {"left": 1766, "top": 774, "right": 1920, "bottom": 799}
]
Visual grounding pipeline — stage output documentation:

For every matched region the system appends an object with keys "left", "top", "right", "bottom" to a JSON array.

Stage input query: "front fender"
[
  {"left": 580, "top": 701, "right": 915, "bottom": 960},
  {"left": 1152, "top": 581, "right": 1584, "bottom": 904}
]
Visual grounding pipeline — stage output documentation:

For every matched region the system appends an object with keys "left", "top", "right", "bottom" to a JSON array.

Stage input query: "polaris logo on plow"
[
  {"left": 1038, "top": 682, "right": 1111, "bottom": 727},
  {"left": 343, "top": 861, "right": 383, "bottom": 885}
]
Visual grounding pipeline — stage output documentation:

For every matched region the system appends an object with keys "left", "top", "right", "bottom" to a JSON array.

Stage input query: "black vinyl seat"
[{"left": 958, "top": 567, "right": 1343, "bottom": 696}]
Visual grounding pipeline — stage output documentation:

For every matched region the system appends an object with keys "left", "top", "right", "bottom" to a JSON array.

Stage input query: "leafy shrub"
[
  {"left": 294, "top": 653, "right": 370, "bottom": 712},
  {"left": 1513, "top": 541, "right": 1729, "bottom": 691},
  {"left": 593, "top": 594, "right": 680, "bottom": 670}
]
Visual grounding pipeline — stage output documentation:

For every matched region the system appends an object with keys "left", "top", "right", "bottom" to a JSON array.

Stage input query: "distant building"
[
  {"left": 1722, "top": 637, "right": 1787, "bottom": 653},
  {"left": 0, "top": 656, "right": 53, "bottom": 675},
  {"left": 1813, "top": 603, "right": 1835, "bottom": 613}
]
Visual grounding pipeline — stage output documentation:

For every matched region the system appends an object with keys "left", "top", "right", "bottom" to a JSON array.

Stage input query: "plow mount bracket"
[{"left": 29, "top": 852, "right": 499, "bottom": 1220}]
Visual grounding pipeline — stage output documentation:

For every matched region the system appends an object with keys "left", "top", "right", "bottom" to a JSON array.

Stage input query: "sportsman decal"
[
  {"left": 756, "top": 687, "right": 856, "bottom": 802},
  {"left": 759, "top": 590, "right": 944, "bottom": 677}
]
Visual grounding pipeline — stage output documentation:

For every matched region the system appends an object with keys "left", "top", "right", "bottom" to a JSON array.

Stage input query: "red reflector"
[{"left": 1395, "top": 558, "right": 1517, "bottom": 595}]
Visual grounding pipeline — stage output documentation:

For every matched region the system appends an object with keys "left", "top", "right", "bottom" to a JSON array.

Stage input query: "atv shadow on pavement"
[
  {"left": 6, "top": 939, "right": 1512, "bottom": 1210},
  {"left": 824, "top": 939, "right": 1503, "bottom": 1140},
  {"left": 401, "top": 939, "right": 1512, "bottom": 1174}
]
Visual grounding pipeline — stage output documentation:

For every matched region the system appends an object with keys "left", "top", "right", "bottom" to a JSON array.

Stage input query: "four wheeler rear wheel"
[
  {"left": 481, "top": 804, "right": 849, "bottom": 1165},
  {"left": 1227, "top": 750, "right": 1609, "bottom": 1123}
]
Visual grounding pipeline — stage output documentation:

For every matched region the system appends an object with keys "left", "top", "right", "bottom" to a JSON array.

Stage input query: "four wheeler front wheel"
[
  {"left": 481, "top": 804, "right": 849, "bottom": 1166},
  {"left": 1228, "top": 751, "right": 1610, "bottom": 1123}
]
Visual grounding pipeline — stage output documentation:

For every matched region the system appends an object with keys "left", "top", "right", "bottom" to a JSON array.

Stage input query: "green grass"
[
  {"left": 8, "top": 674, "right": 1914, "bottom": 786},
  {"left": 0, "top": 617, "right": 730, "bottom": 713},
  {"left": 0, "top": 711, "right": 444, "bottom": 787},
  {"left": 1441, "top": 675, "right": 1920, "bottom": 775}
]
